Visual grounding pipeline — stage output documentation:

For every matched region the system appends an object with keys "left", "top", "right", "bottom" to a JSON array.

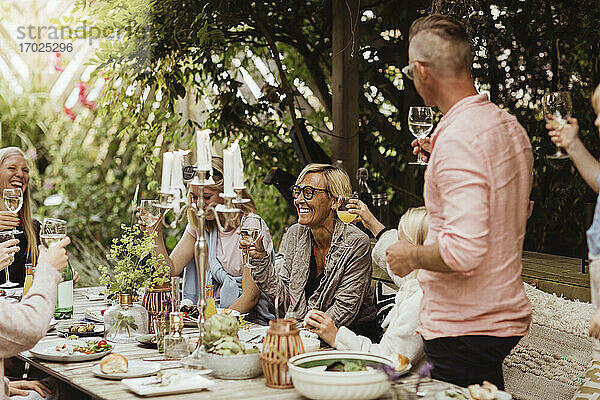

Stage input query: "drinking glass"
[
  {"left": 408, "top": 106, "right": 434, "bottom": 165},
  {"left": 239, "top": 215, "right": 262, "bottom": 268},
  {"left": 0, "top": 231, "right": 17, "bottom": 288},
  {"left": 543, "top": 91, "right": 572, "bottom": 160},
  {"left": 40, "top": 218, "right": 67, "bottom": 249},
  {"left": 139, "top": 199, "right": 162, "bottom": 228},
  {"left": 336, "top": 194, "right": 359, "bottom": 248},
  {"left": 3, "top": 188, "right": 23, "bottom": 235}
]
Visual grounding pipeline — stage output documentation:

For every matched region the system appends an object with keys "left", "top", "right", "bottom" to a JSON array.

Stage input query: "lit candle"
[
  {"left": 223, "top": 146, "right": 235, "bottom": 197},
  {"left": 196, "top": 129, "right": 212, "bottom": 171},
  {"left": 161, "top": 152, "right": 174, "bottom": 193},
  {"left": 230, "top": 141, "right": 245, "bottom": 190}
]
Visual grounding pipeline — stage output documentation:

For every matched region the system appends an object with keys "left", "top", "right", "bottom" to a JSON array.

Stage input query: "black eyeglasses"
[
  {"left": 290, "top": 185, "right": 329, "bottom": 200},
  {"left": 183, "top": 166, "right": 223, "bottom": 182}
]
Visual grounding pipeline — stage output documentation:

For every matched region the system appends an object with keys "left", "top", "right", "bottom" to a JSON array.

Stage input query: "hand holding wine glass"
[
  {"left": 543, "top": 91, "right": 572, "bottom": 159},
  {"left": 408, "top": 106, "right": 434, "bottom": 165},
  {"left": 0, "top": 224, "right": 19, "bottom": 288},
  {"left": 239, "top": 215, "right": 263, "bottom": 268},
  {"left": 0, "top": 212, "right": 20, "bottom": 232},
  {"left": 38, "top": 237, "right": 70, "bottom": 273},
  {"left": 547, "top": 116, "right": 579, "bottom": 152},
  {"left": 336, "top": 194, "right": 359, "bottom": 248},
  {"left": 0, "top": 237, "right": 19, "bottom": 272}
]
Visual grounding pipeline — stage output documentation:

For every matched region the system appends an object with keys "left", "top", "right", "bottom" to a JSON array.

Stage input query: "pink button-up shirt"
[{"left": 418, "top": 94, "right": 533, "bottom": 340}]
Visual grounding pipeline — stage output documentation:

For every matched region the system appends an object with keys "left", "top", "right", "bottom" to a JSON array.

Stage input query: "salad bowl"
[{"left": 288, "top": 351, "right": 399, "bottom": 400}]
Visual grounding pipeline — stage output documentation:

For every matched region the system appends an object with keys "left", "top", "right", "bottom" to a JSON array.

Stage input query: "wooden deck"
[
  {"left": 521, "top": 251, "right": 590, "bottom": 302},
  {"left": 372, "top": 250, "right": 591, "bottom": 302}
]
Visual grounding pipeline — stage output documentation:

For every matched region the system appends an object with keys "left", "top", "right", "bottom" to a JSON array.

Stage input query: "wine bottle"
[{"left": 54, "top": 262, "right": 74, "bottom": 319}]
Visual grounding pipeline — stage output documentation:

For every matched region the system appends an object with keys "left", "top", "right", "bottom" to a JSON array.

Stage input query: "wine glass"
[
  {"left": 543, "top": 91, "right": 572, "bottom": 160},
  {"left": 239, "top": 215, "right": 262, "bottom": 268},
  {"left": 3, "top": 188, "right": 23, "bottom": 235},
  {"left": 336, "top": 194, "right": 359, "bottom": 248},
  {"left": 408, "top": 106, "right": 434, "bottom": 166},
  {"left": 0, "top": 230, "right": 18, "bottom": 288},
  {"left": 139, "top": 200, "right": 162, "bottom": 229},
  {"left": 40, "top": 218, "right": 67, "bottom": 249}
]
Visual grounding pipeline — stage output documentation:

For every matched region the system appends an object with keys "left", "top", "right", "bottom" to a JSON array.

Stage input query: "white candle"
[
  {"left": 171, "top": 150, "right": 185, "bottom": 190},
  {"left": 196, "top": 129, "right": 212, "bottom": 171},
  {"left": 161, "top": 152, "right": 174, "bottom": 193},
  {"left": 231, "top": 141, "right": 245, "bottom": 190},
  {"left": 223, "top": 147, "right": 235, "bottom": 197}
]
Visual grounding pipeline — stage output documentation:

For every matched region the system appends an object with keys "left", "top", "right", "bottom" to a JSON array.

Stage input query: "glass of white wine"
[
  {"left": 40, "top": 218, "right": 67, "bottom": 249},
  {"left": 0, "top": 230, "right": 18, "bottom": 288},
  {"left": 336, "top": 194, "right": 359, "bottom": 248},
  {"left": 139, "top": 200, "right": 162, "bottom": 229},
  {"left": 3, "top": 188, "right": 23, "bottom": 236},
  {"left": 543, "top": 91, "right": 572, "bottom": 160},
  {"left": 408, "top": 106, "right": 434, "bottom": 166},
  {"left": 239, "top": 215, "right": 262, "bottom": 269}
]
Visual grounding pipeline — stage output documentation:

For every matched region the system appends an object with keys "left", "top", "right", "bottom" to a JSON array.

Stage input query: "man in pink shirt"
[{"left": 386, "top": 15, "right": 533, "bottom": 389}]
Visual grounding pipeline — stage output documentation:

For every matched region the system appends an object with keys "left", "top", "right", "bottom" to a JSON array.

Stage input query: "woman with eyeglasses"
[
  {"left": 247, "top": 163, "right": 378, "bottom": 340},
  {"left": 137, "top": 157, "right": 275, "bottom": 324}
]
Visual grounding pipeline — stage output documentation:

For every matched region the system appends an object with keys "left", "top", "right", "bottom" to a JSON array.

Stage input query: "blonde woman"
[
  {"left": 138, "top": 157, "right": 274, "bottom": 324},
  {"left": 305, "top": 206, "right": 427, "bottom": 363},
  {"left": 248, "top": 164, "right": 378, "bottom": 340},
  {"left": 0, "top": 147, "right": 39, "bottom": 286}
]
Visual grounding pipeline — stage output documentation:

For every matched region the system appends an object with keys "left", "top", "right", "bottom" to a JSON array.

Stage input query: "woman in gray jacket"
[{"left": 248, "top": 164, "right": 378, "bottom": 340}]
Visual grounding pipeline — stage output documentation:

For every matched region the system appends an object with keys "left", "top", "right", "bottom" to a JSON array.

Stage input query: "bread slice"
[
  {"left": 100, "top": 353, "right": 128, "bottom": 374},
  {"left": 468, "top": 381, "right": 498, "bottom": 400}
]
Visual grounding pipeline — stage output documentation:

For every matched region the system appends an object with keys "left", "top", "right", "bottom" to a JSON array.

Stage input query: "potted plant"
[{"left": 98, "top": 224, "right": 169, "bottom": 343}]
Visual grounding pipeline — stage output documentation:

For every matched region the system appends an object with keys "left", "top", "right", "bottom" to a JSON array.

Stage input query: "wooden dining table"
[{"left": 15, "top": 287, "right": 465, "bottom": 400}]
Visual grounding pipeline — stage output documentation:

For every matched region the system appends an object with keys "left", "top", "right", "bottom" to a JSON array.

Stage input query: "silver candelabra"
[{"left": 158, "top": 168, "right": 246, "bottom": 369}]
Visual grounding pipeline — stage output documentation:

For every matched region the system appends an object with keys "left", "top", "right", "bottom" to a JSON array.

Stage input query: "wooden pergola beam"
[{"left": 332, "top": 0, "right": 360, "bottom": 187}]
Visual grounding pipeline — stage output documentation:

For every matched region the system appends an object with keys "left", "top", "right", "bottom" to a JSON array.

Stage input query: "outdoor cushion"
[{"left": 503, "top": 283, "right": 594, "bottom": 400}]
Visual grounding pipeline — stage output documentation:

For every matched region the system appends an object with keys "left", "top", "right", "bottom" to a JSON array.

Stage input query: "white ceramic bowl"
[
  {"left": 288, "top": 351, "right": 395, "bottom": 400},
  {"left": 201, "top": 350, "right": 262, "bottom": 379}
]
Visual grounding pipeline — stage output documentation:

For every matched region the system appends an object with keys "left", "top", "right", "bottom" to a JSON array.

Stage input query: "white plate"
[
  {"left": 84, "top": 307, "right": 106, "bottom": 323},
  {"left": 435, "top": 388, "right": 512, "bottom": 400},
  {"left": 238, "top": 326, "right": 268, "bottom": 343},
  {"left": 121, "top": 372, "right": 214, "bottom": 396},
  {"left": 29, "top": 340, "right": 113, "bottom": 362},
  {"left": 93, "top": 360, "right": 161, "bottom": 380}
]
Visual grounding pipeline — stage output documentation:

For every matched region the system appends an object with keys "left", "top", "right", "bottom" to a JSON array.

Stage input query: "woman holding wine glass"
[
  {"left": 547, "top": 84, "right": 600, "bottom": 357},
  {"left": 0, "top": 147, "right": 38, "bottom": 287},
  {"left": 246, "top": 163, "right": 378, "bottom": 340},
  {"left": 137, "top": 156, "right": 275, "bottom": 324}
]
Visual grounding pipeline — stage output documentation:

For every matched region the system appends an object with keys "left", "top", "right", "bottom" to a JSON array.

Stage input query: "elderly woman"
[
  {"left": 138, "top": 157, "right": 274, "bottom": 324},
  {"left": 248, "top": 164, "right": 377, "bottom": 339},
  {"left": 0, "top": 147, "right": 38, "bottom": 286},
  {"left": 0, "top": 236, "right": 70, "bottom": 400}
]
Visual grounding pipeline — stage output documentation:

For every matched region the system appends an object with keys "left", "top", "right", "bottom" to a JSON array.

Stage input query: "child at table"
[
  {"left": 547, "top": 83, "right": 600, "bottom": 359},
  {"left": 304, "top": 206, "right": 427, "bottom": 364}
]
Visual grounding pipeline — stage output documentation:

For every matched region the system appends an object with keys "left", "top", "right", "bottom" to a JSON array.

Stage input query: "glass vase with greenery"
[{"left": 99, "top": 224, "right": 170, "bottom": 343}]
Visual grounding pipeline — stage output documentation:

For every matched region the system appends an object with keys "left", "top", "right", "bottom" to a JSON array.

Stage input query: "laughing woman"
[
  {"left": 247, "top": 164, "right": 378, "bottom": 340},
  {"left": 0, "top": 147, "right": 38, "bottom": 286}
]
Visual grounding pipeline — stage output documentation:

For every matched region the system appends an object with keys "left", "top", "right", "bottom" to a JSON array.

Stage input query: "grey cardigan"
[{"left": 251, "top": 219, "right": 376, "bottom": 328}]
